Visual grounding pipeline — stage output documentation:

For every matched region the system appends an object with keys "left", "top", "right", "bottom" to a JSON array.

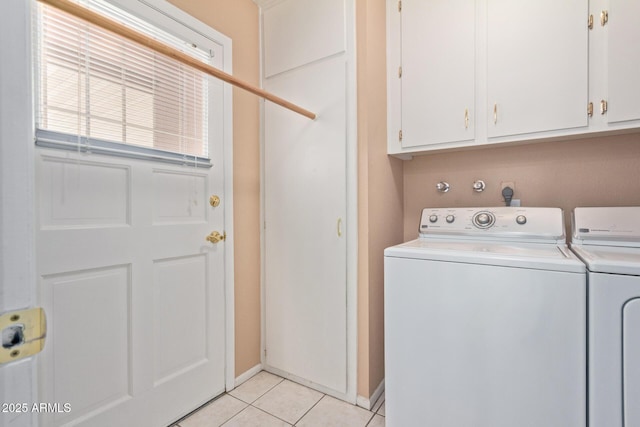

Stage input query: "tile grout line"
[
  {"left": 248, "top": 403, "right": 296, "bottom": 426},
  {"left": 171, "top": 392, "right": 233, "bottom": 427},
  {"left": 219, "top": 405, "right": 259, "bottom": 427},
  {"left": 364, "top": 410, "right": 380, "bottom": 427},
  {"left": 232, "top": 373, "right": 285, "bottom": 405},
  {"left": 292, "top": 393, "right": 327, "bottom": 426}
]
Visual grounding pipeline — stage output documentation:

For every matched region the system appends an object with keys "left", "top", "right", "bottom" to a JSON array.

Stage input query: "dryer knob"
[
  {"left": 446, "top": 215, "right": 455, "bottom": 223},
  {"left": 429, "top": 215, "right": 438, "bottom": 223},
  {"left": 516, "top": 215, "right": 527, "bottom": 225}
]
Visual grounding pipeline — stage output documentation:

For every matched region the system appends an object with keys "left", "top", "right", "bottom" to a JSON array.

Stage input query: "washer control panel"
[{"left": 418, "top": 207, "right": 564, "bottom": 241}]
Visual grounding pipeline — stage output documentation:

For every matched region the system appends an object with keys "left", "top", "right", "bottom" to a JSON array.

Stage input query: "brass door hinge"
[
  {"left": 398, "top": 66, "right": 402, "bottom": 78},
  {"left": 588, "top": 14, "right": 594, "bottom": 30},
  {"left": 587, "top": 102, "right": 593, "bottom": 117},
  {"left": 600, "top": 10, "right": 608, "bottom": 26},
  {"left": 399, "top": 130, "right": 403, "bottom": 142},
  {"left": 398, "top": 1, "right": 402, "bottom": 12}
]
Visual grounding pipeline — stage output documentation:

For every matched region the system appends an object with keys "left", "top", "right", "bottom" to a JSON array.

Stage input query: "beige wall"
[
  {"left": 167, "top": 0, "right": 262, "bottom": 377},
  {"left": 164, "top": 0, "right": 640, "bottom": 402},
  {"left": 356, "top": 0, "right": 405, "bottom": 399},
  {"left": 404, "top": 133, "right": 640, "bottom": 241}
]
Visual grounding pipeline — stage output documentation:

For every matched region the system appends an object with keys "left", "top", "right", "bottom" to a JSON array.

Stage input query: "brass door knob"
[{"left": 206, "top": 231, "right": 226, "bottom": 244}]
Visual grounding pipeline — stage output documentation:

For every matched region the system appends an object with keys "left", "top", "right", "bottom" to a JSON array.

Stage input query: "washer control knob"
[
  {"left": 473, "top": 211, "right": 495, "bottom": 228},
  {"left": 516, "top": 215, "right": 527, "bottom": 225},
  {"left": 476, "top": 213, "right": 490, "bottom": 225},
  {"left": 429, "top": 214, "right": 438, "bottom": 223},
  {"left": 446, "top": 215, "right": 455, "bottom": 223}
]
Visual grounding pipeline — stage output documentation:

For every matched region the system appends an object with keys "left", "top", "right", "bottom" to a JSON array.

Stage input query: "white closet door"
[{"left": 264, "top": 55, "right": 347, "bottom": 394}]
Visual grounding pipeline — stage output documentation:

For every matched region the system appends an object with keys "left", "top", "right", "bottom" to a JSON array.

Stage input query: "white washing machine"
[
  {"left": 384, "top": 207, "right": 586, "bottom": 427},
  {"left": 570, "top": 207, "right": 640, "bottom": 427}
]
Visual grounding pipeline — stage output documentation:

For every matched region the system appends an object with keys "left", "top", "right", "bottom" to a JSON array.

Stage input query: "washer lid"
[
  {"left": 570, "top": 244, "right": 640, "bottom": 275},
  {"left": 385, "top": 239, "right": 585, "bottom": 273}
]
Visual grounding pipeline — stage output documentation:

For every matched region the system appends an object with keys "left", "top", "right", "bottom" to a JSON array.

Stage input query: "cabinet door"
[
  {"left": 487, "top": 0, "right": 588, "bottom": 138},
  {"left": 400, "top": 0, "right": 475, "bottom": 148},
  {"left": 607, "top": 0, "right": 640, "bottom": 124}
]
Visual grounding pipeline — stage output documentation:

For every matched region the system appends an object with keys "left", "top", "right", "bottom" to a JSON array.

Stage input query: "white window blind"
[{"left": 34, "top": 0, "right": 212, "bottom": 167}]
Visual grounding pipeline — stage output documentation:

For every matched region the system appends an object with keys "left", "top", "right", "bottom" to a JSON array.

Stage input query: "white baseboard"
[
  {"left": 356, "top": 378, "right": 385, "bottom": 410},
  {"left": 234, "top": 363, "right": 263, "bottom": 388}
]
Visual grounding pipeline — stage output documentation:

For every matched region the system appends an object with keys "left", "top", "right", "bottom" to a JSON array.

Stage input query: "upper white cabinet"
[
  {"left": 487, "top": 0, "right": 588, "bottom": 138},
  {"left": 263, "top": 0, "right": 345, "bottom": 77},
  {"left": 389, "top": 0, "right": 475, "bottom": 149},
  {"left": 605, "top": 0, "right": 640, "bottom": 124},
  {"left": 388, "top": 0, "right": 640, "bottom": 158}
]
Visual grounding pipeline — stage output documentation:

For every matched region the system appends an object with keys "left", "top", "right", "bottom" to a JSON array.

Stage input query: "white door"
[
  {"left": 34, "top": 80, "right": 227, "bottom": 427},
  {"left": 264, "top": 55, "right": 348, "bottom": 394}
]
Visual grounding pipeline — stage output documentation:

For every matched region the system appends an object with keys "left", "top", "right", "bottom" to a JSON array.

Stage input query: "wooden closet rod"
[{"left": 37, "top": 0, "right": 317, "bottom": 120}]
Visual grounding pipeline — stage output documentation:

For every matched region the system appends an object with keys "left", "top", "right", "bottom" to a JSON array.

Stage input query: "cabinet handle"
[
  {"left": 337, "top": 218, "right": 342, "bottom": 237},
  {"left": 600, "top": 10, "right": 608, "bottom": 26},
  {"left": 600, "top": 100, "right": 608, "bottom": 115},
  {"left": 464, "top": 109, "right": 469, "bottom": 129},
  {"left": 493, "top": 103, "right": 498, "bottom": 124}
]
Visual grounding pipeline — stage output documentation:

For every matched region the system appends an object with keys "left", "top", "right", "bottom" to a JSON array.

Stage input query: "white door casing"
[
  {"left": 1, "top": 1, "right": 235, "bottom": 426},
  {"left": 1, "top": 1, "right": 39, "bottom": 426}
]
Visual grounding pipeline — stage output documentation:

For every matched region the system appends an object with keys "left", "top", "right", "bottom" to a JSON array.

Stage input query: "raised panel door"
[{"left": 35, "top": 80, "right": 227, "bottom": 427}]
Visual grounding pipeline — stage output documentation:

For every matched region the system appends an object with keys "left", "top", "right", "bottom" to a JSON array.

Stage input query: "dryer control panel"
[
  {"left": 572, "top": 207, "right": 640, "bottom": 246},
  {"left": 419, "top": 207, "right": 565, "bottom": 242}
]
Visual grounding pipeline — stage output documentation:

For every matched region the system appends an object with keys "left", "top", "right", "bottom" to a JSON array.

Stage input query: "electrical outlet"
[{"left": 501, "top": 181, "right": 515, "bottom": 191}]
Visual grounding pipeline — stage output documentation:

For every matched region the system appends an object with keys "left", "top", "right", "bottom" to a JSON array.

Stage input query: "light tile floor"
[{"left": 174, "top": 371, "right": 385, "bottom": 427}]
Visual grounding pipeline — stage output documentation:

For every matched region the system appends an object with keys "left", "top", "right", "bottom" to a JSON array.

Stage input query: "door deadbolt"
[
  {"left": 206, "top": 231, "right": 226, "bottom": 244},
  {"left": 209, "top": 195, "right": 221, "bottom": 207}
]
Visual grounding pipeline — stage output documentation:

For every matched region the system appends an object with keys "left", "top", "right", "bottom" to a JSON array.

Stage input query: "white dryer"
[
  {"left": 571, "top": 206, "right": 640, "bottom": 427},
  {"left": 384, "top": 207, "right": 586, "bottom": 427}
]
